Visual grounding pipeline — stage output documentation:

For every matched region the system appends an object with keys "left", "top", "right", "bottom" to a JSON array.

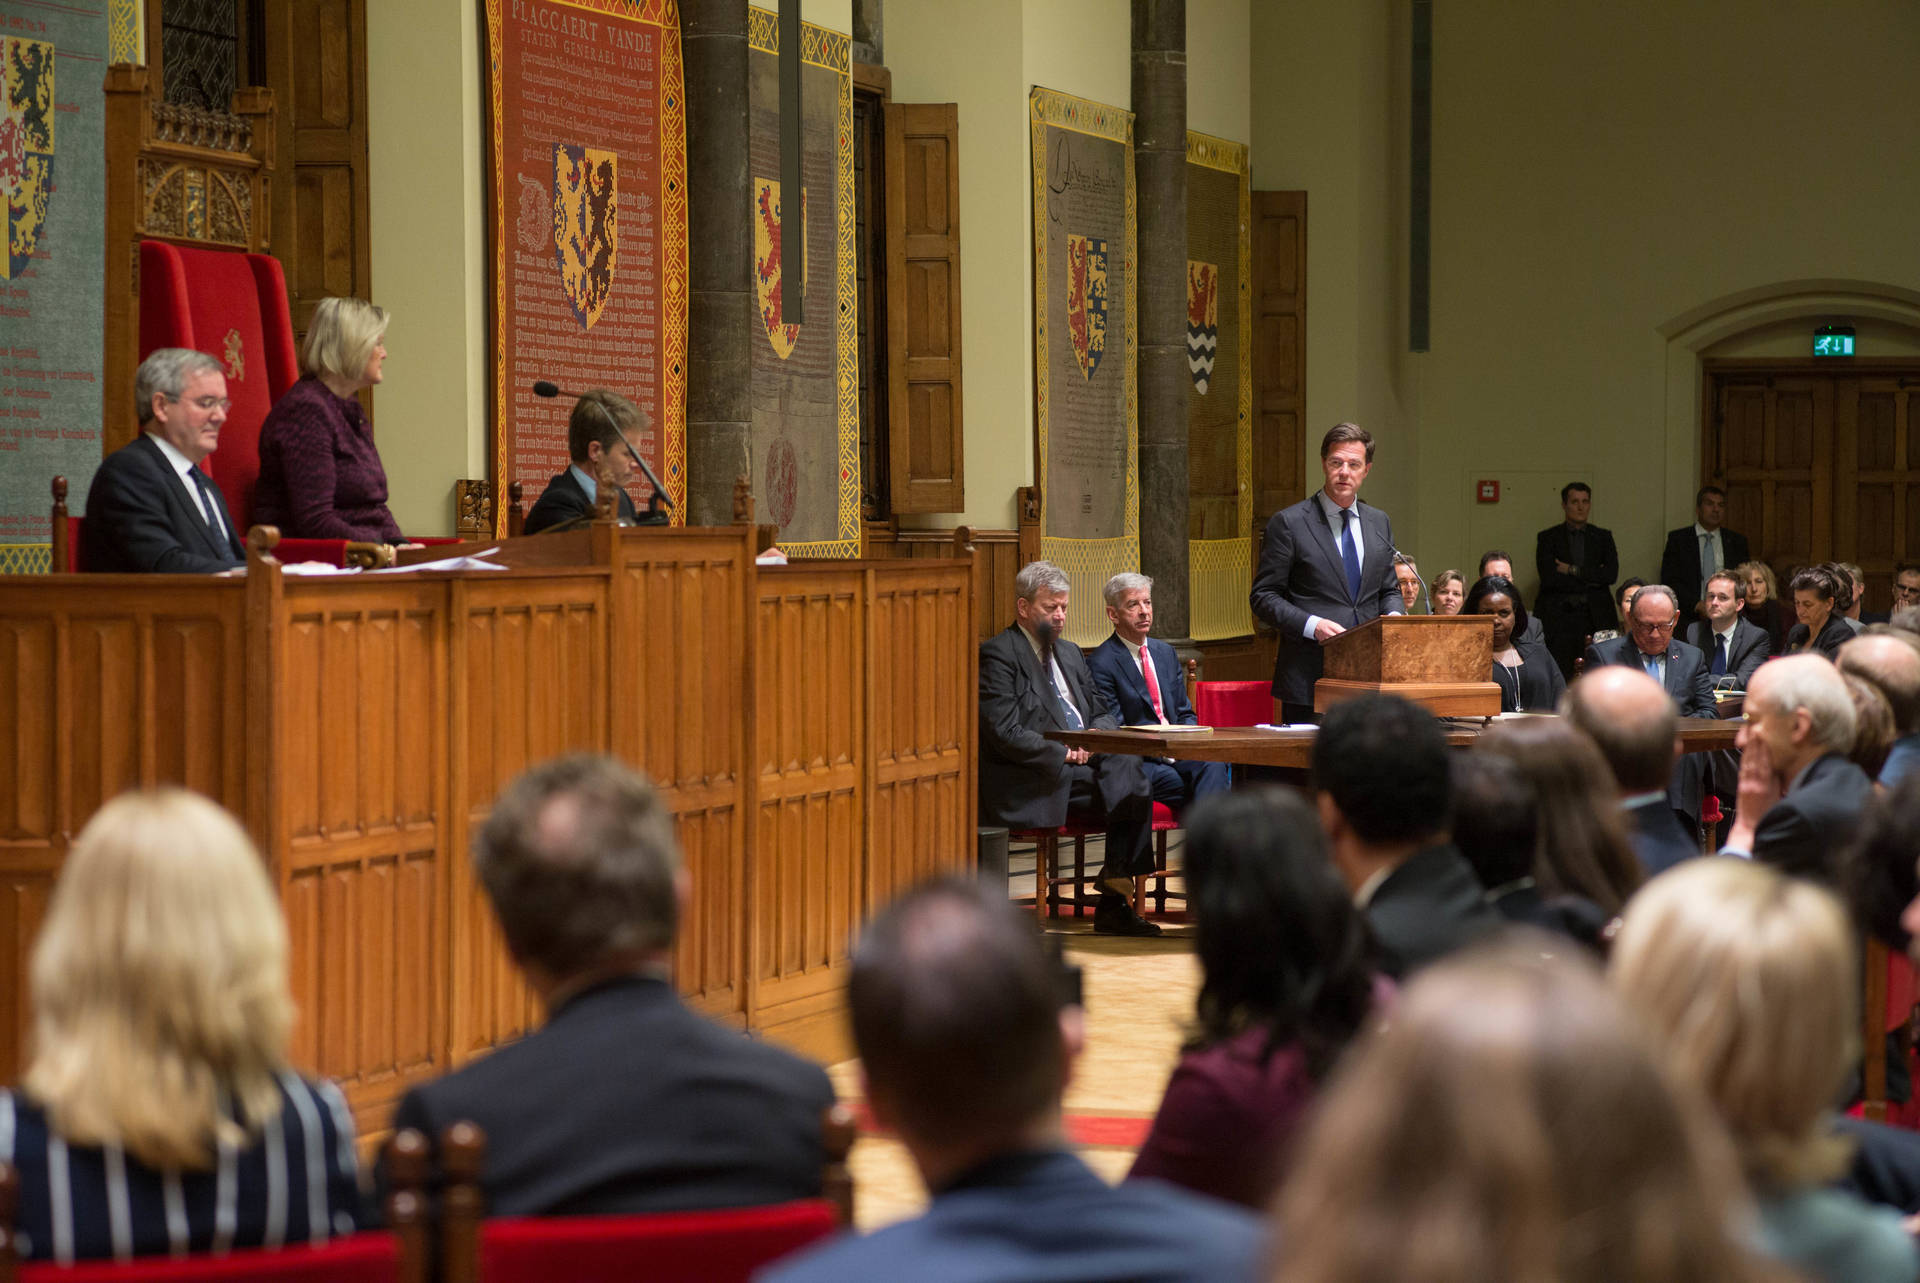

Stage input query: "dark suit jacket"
[
  {"left": 978, "top": 625, "right": 1145, "bottom": 831},
  {"left": 81, "top": 435, "right": 244, "bottom": 573},
  {"left": 1365, "top": 844, "right": 1502, "bottom": 979},
  {"left": 1581, "top": 634, "right": 1717, "bottom": 718},
  {"left": 1533, "top": 523, "right": 1618, "bottom": 634},
  {"left": 386, "top": 975, "right": 833, "bottom": 1217},
  {"left": 1785, "top": 616, "right": 1855, "bottom": 663},
  {"left": 1625, "top": 796, "right": 1699, "bottom": 877},
  {"left": 1249, "top": 494, "right": 1402, "bottom": 703},
  {"left": 1683, "top": 616, "right": 1770, "bottom": 689},
  {"left": 1087, "top": 634, "right": 1197, "bottom": 727},
  {"left": 523, "top": 467, "right": 639, "bottom": 534},
  {"left": 1749, "top": 752, "right": 1874, "bottom": 883},
  {"left": 1495, "top": 636, "right": 1566, "bottom": 712},
  {"left": 1660, "top": 525, "right": 1751, "bottom": 616},
  {"left": 1489, "top": 883, "right": 1610, "bottom": 953},
  {"left": 762, "top": 1148, "right": 1265, "bottom": 1283}
]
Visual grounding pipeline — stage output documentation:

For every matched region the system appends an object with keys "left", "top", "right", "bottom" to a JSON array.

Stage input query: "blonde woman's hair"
[
  {"left": 1610, "top": 857, "right": 1856, "bottom": 1191},
  {"left": 300, "top": 296, "right": 389, "bottom": 385},
  {"left": 1274, "top": 941, "right": 1787, "bottom": 1283},
  {"left": 1735, "top": 559, "right": 1779, "bottom": 601},
  {"left": 25, "top": 790, "right": 294, "bottom": 1170}
]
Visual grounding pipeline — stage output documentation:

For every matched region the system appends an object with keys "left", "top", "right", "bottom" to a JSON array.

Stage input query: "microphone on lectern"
[{"left": 530, "top": 379, "right": 674, "bottom": 521}]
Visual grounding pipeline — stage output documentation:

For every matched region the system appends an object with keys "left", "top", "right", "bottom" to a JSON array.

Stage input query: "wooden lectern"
[{"left": 1314, "top": 615, "right": 1502, "bottom": 717}]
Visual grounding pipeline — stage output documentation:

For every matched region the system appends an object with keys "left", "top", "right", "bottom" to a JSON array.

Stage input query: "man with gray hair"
[
  {"left": 1840, "top": 632, "right": 1920, "bottom": 788},
  {"left": 1581, "top": 583, "right": 1716, "bottom": 831},
  {"left": 979, "top": 561, "right": 1158, "bottom": 935},
  {"left": 81, "top": 347, "right": 245, "bottom": 572},
  {"left": 1721, "top": 654, "right": 1872, "bottom": 881},
  {"left": 384, "top": 754, "right": 835, "bottom": 1214}
]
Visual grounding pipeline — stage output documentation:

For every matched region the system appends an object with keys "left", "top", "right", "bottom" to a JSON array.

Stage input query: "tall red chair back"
[
  {"left": 472, "top": 1203, "right": 839, "bottom": 1283},
  {"left": 137, "top": 241, "right": 299, "bottom": 533},
  {"left": 1192, "top": 680, "right": 1273, "bottom": 727}
]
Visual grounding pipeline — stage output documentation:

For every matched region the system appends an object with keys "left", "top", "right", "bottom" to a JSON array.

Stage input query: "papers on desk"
[
  {"left": 1124, "top": 723, "right": 1213, "bottom": 734},
  {"left": 369, "top": 547, "right": 509, "bottom": 574},
  {"left": 1254, "top": 723, "right": 1317, "bottom": 731},
  {"left": 277, "top": 562, "right": 357, "bottom": 576}
]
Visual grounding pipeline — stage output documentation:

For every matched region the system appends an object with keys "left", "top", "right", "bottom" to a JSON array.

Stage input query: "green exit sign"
[{"left": 1814, "top": 326, "right": 1856, "bottom": 357}]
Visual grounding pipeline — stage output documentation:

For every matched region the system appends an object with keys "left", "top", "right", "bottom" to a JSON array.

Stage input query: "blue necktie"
[
  {"left": 1712, "top": 633, "right": 1728, "bottom": 676},
  {"left": 1339, "top": 508, "right": 1362, "bottom": 601},
  {"left": 1051, "top": 656, "right": 1084, "bottom": 729},
  {"left": 1644, "top": 653, "right": 1662, "bottom": 685}
]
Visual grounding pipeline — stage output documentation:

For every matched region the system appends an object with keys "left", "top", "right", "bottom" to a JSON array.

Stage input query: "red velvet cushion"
[
  {"left": 1192, "top": 680, "right": 1273, "bottom": 727},
  {"left": 18, "top": 1233, "right": 398, "bottom": 1283},
  {"left": 479, "top": 1201, "right": 838, "bottom": 1283}
]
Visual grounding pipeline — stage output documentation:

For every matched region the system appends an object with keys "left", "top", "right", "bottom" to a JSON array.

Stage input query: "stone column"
[
  {"left": 683, "top": 0, "right": 754, "bottom": 525},
  {"left": 1132, "top": 0, "right": 1189, "bottom": 637}
]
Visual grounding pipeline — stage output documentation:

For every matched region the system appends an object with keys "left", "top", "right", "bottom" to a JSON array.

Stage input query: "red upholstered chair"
[
  {"left": 1016, "top": 804, "right": 1182, "bottom": 923},
  {"left": 1191, "top": 679, "right": 1273, "bottom": 727}
]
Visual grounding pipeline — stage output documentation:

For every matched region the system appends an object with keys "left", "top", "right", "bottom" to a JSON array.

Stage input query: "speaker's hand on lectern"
[{"left": 1313, "top": 619, "right": 1347, "bottom": 643}]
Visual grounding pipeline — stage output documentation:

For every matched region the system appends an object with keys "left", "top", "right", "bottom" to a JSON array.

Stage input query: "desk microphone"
[{"left": 531, "top": 380, "right": 674, "bottom": 522}]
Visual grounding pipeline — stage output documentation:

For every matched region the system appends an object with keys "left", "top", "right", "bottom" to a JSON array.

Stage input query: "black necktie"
[{"left": 189, "top": 468, "right": 229, "bottom": 543}]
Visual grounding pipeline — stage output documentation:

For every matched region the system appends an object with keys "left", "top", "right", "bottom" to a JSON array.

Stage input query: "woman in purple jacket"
[
  {"left": 252, "top": 297, "right": 406, "bottom": 544},
  {"left": 1128, "top": 788, "right": 1390, "bottom": 1209}
]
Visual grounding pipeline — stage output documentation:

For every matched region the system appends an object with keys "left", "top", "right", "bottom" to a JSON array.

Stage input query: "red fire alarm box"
[{"left": 1476, "top": 479, "right": 1500, "bottom": 503}]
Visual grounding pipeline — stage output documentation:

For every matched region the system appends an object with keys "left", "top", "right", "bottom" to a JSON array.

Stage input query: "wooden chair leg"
[
  {"left": 1038, "top": 834, "right": 1057, "bottom": 922},
  {"left": 1073, "top": 835, "right": 1088, "bottom": 918},
  {"left": 1152, "top": 828, "right": 1170, "bottom": 915}
]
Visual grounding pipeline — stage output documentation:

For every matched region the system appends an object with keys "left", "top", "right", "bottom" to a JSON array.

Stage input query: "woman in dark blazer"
[
  {"left": 1737, "top": 560, "right": 1793, "bottom": 655},
  {"left": 1466, "top": 574, "right": 1565, "bottom": 712},
  {"left": 1784, "top": 564, "right": 1854, "bottom": 661}
]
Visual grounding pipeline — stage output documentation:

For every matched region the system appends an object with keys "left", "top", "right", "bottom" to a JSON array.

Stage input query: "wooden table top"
[{"left": 1048, "top": 716, "right": 1741, "bottom": 769}]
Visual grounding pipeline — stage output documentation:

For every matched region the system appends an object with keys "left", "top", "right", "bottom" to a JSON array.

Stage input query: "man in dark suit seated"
[
  {"left": 1721, "top": 654, "right": 1873, "bottom": 883},
  {"left": 1683, "top": 570, "right": 1770, "bottom": 690},
  {"left": 82, "top": 348, "right": 245, "bottom": 573},
  {"left": 1250, "top": 422, "right": 1404, "bottom": 725},
  {"left": 1313, "top": 695, "right": 1499, "bottom": 978},
  {"left": 1477, "top": 550, "right": 1544, "bottom": 645},
  {"left": 1533, "top": 482, "right": 1618, "bottom": 679},
  {"left": 383, "top": 755, "right": 835, "bottom": 1215},
  {"left": 522, "top": 390, "right": 652, "bottom": 533},
  {"left": 1086, "top": 572, "right": 1229, "bottom": 810},
  {"left": 1582, "top": 584, "right": 1717, "bottom": 831},
  {"left": 764, "top": 879, "right": 1265, "bottom": 1283},
  {"left": 980, "top": 561, "right": 1158, "bottom": 936},
  {"left": 1659, "top": 485, "right": 1750, "bottom": 620},
  {"left": 1565, "top": 666, "right": 1700, "bottom": 878}
]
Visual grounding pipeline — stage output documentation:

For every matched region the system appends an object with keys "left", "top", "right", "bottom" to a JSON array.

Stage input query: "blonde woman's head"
[
  {"left": 300, "top": 296, "right": 389, "bottom": 388},
  {"left": 26, "top": 789, "right": 294, "bottom": 1169},
  {"left": 1610, "top": 857, "right": 1855, "bottom": 1190}
]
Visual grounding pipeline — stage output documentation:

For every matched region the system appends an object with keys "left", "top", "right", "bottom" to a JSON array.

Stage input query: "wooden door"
[
  {"left": 1709, "top": 370, "right": 1833, "bottom": 579},
  {"left": 1250, "top": 191, "right": 1306, "bottom": 532},
  {"left": 1836, "top": 373, "right": 1920, "bottom": 609}
]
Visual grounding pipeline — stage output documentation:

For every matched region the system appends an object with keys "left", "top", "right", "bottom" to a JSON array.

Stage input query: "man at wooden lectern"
[{"left": 1249, "top": 423, "right": 1404, "bottom": 725}]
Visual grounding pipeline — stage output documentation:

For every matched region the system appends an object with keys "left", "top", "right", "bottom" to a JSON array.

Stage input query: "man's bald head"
[
  {"left": 1563, "top": 666, "right": 1679, "bottom": 794},
  {"left": 1841, "top": 633, "right": 1920, "bottom": 734}
]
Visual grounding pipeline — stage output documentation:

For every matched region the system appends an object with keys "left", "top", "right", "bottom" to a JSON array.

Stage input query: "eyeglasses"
[
  {"left": 171, "top": 395, "right": 232, "bottom": 413},
  {"left": 1631, "top": 618, "right": 1679, "bottom": 634},
  {"left": 1895, "top": 583, "right": 1920, "bottom": 602}
]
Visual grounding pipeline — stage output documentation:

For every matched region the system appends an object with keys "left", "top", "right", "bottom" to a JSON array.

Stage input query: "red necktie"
[{"left": 1139, "top": 644, "right": 1166, "bottom": 722}]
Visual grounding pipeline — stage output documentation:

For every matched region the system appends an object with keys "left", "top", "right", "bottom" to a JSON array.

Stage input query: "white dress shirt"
[{"left": 1304, "top": 490, "right": 1400, "bottom": 640}]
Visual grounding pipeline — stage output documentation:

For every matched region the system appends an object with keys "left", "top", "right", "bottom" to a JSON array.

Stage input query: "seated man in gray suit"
[
  {"left": 1250, "top": 422, "right": 1404, "bottom": 725},
  {"left": 979, "top": 561, "right": 1157, "bottom": 936},
  {"left": 764, "top": 880, "right": 1265, "bottom": 1283},
  {"left": 1682, "top": 570, "right": 1769, "bottom": 690}
]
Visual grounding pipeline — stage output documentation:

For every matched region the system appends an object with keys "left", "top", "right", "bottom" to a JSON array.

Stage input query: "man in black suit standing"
[
  {"left": 1683, "top": 570, "right": 1770, "bottom": 690},
  {"left": 523, "top": 390, "right": 650, "bottom": 533},
  {"left": 1249, "top": 422, "right": 1404, "bottom": 724},
  {"left": 1313, "top": 695, "right": 1499, "bottom": 979},
  {"left": 82, "top": 348, "right": 245, "bottom": 573},
  {"left": 979, "top": 561, "right": 1158, "bottom": 936},
  {"left": 1565, "top": 667, "right": 1700, "bottom": 878},
  {"left": 385, "top": 755, "right": 835, "bottom": 1215},
  {"left": 1722, "top": 655, "right": 1873, "bottom": 883},
  {"left": 1086, "top": 572, "right": 1229, "bottom": 810},
  {"left": 1534, "top": 481, "right": 1618, "bottom": 679},
  {"left": 1659, "top": 485, "right": 1750, "bottom": 619}
]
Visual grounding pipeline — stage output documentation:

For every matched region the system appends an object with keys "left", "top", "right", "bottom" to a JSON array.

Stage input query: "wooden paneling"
[
  {"left": 885, "top": 103, "right": 966, "bottom": 514},
  {"left": 1252, "top": 191, "right": 1306, "bottom": 529},
  {"left": 865, "top": 518, "right": 1021, "bottom": 642}
]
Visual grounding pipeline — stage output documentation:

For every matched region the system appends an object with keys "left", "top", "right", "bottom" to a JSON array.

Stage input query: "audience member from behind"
[
  {"left": 81, "top": 348, "right": 245, "bottom": 573},
  {"left": 1312, "top": 696, "right": 1498, "bottom": 978},
  {"left": 1463, "top": 574, "right": 1564, "bottom": 711},
  {"left": 1722, "top": 654, "right": 1872, "bottom": 882},
  {"left": 1272, "top": 944, "right": 1792, "bottom": 1283},
  {"left": 252, "top": 297, "right": 407, "bottom": 545},
  {"left": 386, "top": 755, "right": 834, "bottom": 1216},
  {"left": 1475, "top": 550, "right": 1543, "bottom": 643},
  {"left": 1613, "top": 859, "right": 1920, "bottom": 1283},
  {"left": 1786, "top": 564, "right": 1854, "bottom": 661},
  {"left": 3, "top": 790, "right": 362, "bottom": 1263},
  {"left": 1841, "top": 632, "right": 1920, "bottom": 788},
  {"left": 522, "top": 390, "right": 651, "bottom": 533},
  {"left": 1451, "top": 752, "right": 1606, "bottom": 947},
  {"left": 1564, "top": 666, "right": 1700, "bottom": 878},
  {"left": 1738, "top": 559, "right": 1792, "bottom": 654},
  {"left": 1428, "top": 568, "right": 1465, "bottom": 616},
  {"left": 1853, "top": 776, "right": 1920, "bottom": 964},
  {"left": 765, "top": 880, "right": 1264, "bottom": 1283},
  {"left": 1475, "top": 718, "right": 1642, "bottom": 949},
  {"left": 1845, "top": 674, "right": 1898, "bottom": 780},
  {"left": 1129, "top": 789, "right": 1385, "bottom": 1209}
]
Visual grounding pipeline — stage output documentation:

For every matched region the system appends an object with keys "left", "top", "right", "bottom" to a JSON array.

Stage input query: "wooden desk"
[
  {"left": 0, "top": 524, "right": 976, "bottom": 1134},
  {"left": 1049, "top": 717, "right": 1741, "bottom": 768}
]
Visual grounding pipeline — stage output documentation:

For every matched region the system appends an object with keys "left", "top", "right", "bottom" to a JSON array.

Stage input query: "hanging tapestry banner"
[
  {"left": 1030, "top": 86, "right": 1136, "bottom": 645},
  {"left": 484, "top": 0, "right": 688, "bottom": 531},
  {"left": 746, "top": 8, "right": 857, "bottom": 558},
  {"left": 0, "top": 1, "right": 109, "bottom": 574},
  {"left": 1186, "top": 130, "right": 1251, "bottom": 640}
]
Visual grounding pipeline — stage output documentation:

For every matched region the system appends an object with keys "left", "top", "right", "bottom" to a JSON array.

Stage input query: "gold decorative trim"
[
  {"left": 108, "top": 0, "right": 141, "bottom": 64},
  {"left": 0, "top": 544, "right": 52, "bottom": 576}
]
